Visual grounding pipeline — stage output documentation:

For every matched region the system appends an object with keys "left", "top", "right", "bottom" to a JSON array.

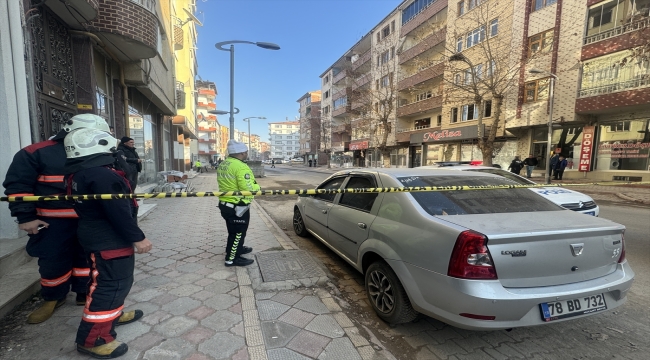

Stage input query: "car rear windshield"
[{"left": 398, "top": 175, "right": 561, "bottom": 215}]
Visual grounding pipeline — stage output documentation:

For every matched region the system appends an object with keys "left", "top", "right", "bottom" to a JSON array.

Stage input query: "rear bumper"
[{"left": 390, "top": 259, "right": 634, "bottom": 330}]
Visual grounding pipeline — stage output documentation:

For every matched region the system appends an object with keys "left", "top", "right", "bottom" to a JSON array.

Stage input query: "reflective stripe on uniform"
[
  {"left": 41, "top": 271, "right": 72, "bottom": 287},
  {"left": 37, "top": 175, "right": 64, "bottom": 182},
  {"left": 72, "top": 268, "right": 91, "bottom": 277},
  {"left": 82, "top": 305, "right": 124, "bottom": 323},
  {"left": 36, "top": 208, "right": 78, "bottom": 218}
]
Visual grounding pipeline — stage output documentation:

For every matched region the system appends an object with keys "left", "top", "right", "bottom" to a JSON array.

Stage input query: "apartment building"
[
  {"left": 269, "top": 121, "right": 301, "bottom": 159},
  {"left": 195, "top": 80, "right": 220, "bottom": 163},
  {"left": 260, "top": 141, "right": 271, "bottom": 160},
  {"left": 297, "top": 91, "right": 322, "bottom": 163}
]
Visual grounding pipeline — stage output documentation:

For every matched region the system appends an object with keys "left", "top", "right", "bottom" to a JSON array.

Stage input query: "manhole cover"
[{"left": 256, "top": 250, "right": 326, "bottom": 282}]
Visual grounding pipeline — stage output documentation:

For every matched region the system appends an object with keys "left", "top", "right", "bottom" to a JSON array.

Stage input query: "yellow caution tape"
[{"left": 1, "top": 181, "right": 649, "bottom": 202}]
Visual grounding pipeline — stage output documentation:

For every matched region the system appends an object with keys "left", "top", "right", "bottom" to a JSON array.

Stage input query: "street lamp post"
[
  {"left": 529, "top": 68, "right": 558, "bottom": 185},
  {"left": 243, "top": 116, "right": 266, "bottom": 160},
  {"left": 214, "top": 41, "right": 280, "bottom": 140}
]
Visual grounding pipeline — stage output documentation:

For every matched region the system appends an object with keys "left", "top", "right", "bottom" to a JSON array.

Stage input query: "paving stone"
[
  {"left": 426, "top": 341, "right": 468, "bottom": 359},
  {"left": 198, "top": 332, "right": 245, "bottom": 360},
  {"left": 357, "top": 346, "right": 376, "bottom": 360},
  {"left": 130, "top": 332, "right": 165, "bottom": 352},
  {"left": 248, "top": 345, "right": 268, "bottom": 360},
  {"left": 207, "top": 270, "right": 236, "bottom": 281},
  {"left": 293, "top": 296, "right": 330, "bottom": 315},
  {"left": 286, "top": 330, "right": 331, "bottom": 359},
  {"left": 149, "top": 268, "right": 171, "bottom": 275},
  {"left": 242, "top": 296, "right": 256, "bottom": 311},
  {"left": 260, "top": 320, "right": 301, "bottom": 349},
  {"left": 229, "top": 302, "right": 243, "bottom": 314},
  {"left": 243, "top": 309, "right": 261, "bottom": 327},
  {"left": 205, "top": 279, "right": 238, "bottom": 294},
  {"left": 147, "top": 258, "right": 177, "bottom": 268},
  {"left": 204, "top": 294, "right": 239, "bottom": 310},
  {"left": 152, "top": 293, "right": 178, "bottom": 305},
  {"left": 270, "top": 292, "right": 303, "bottom": 306},
  {"left": 405, "top": 332, "right": 437, "bottom": 348},
  {"left": 321, "top": 297, "right": 342, "bottom": 312},
  {"left": 305, "top": 314, "right": 345, "bottom": 338},
  {"left": 143, "top": 337, "right": 195, "bottom": 360},
  {"left": 318, "top": 337, "right": 361, "bottom": 360},
  {"left": 255, "top": 292, "right": 277, "bottom": 300},
  {"left": 182, "top": 248, "right": 203, "bottom": 256},
  {"left": 194, "top": 278, "right": 214, "bottom": 287},
  {"left": 150, "top": 250, "right": 177, "bottom": 258},
  {"left": 181, "top": 326, "right": 216, "bottom": 345},
  {"left": 333, "top": 312, "right": 354, "bottom": 328},
  {"left": 177, "top": 262, "right": 204, "bottom": 273},
  {"left": 230, "top": 322, "right": 245, "bottom": 337},
  {"left": 201, "top": 310, "right": 242, "bottom": 332},
  {"left": 232, "top": 347, "right": 250, "bottom": 360},
  {"left": 245, "top": 325, "right": 265, "bottom": 346},
  {"left": 161, "top": 297, "right": 202, "bottom": 316},
  {"left": 278, "top": 308, "right": 316, "bottom": 328},
  {"left": 168, "top": 284, "right": 203, "bottom": 297},
  {"left": 267, "top": 348, "right": 312, "bottom": 360},
  {"left": 257, "top": 300, "right": 291, "bottom": 321},
  {"left": 175, "top": 273, "right": 205, "bottom": 284},
  {"left": 116, "top": 321, "right": 151, "bottom": 342},
  {"left": 191, "top": 290, "right": 217, "bottom": 301},
  {"left": 187, "top": 306, "right": 215, "bottom": 320},
  {"left": 141, "top": 310, "right": 172, "bottom": 326},
  {"left": 344, "top": 327, "right": 370, "bottom": 347},
  {"left": 130, "top": 288, "right": 164, "bottom": 302},
  {"left": 154, "top": 316, "right": 198, "bottom": 337},
  {"left": 185, "top": 354, "right": 213, "bottom": 360},
  {"left": 239, "top": 285, "right": 255, "bottom": 298}
]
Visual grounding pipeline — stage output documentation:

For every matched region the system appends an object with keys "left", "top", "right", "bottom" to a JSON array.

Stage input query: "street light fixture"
[
  {"left": 214, "top": 40, "right": 280, "bottom": 140},
  {"left": 242, "top": 116, "right": 266, "bottom": 160},
  {"left": 529, "top": 68, "right": 558, "bottom": 185}
]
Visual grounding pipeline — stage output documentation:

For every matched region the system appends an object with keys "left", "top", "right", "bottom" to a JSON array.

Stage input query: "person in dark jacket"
[
  {"left": 507, "top": 156, "right": 524, "bottom": 175},
  {"left": 554, "top": 155, "right": 568, "bottom": 180},
  {"left": 65, "top": 128, "right": 151, "bottom": 359},
  {"left": 522, "top": 154, "right": 539, "bottom": 178},
  {"left": 549, "top": 153, "right": 560, "bottom": 180},
  {"left": 117, "top": 137, "right": 141, "bottom": 190},
  {"left": 1, "top": 113, "right": 111, "bottom": 324}
]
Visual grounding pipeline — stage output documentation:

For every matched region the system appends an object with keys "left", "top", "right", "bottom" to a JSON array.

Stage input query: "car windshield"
[
  {"left": 465, "top": 168, "right": 535, "bottom": 185},
  {"left": 397, "top": 175, "right": 560, "bottom": 215}
]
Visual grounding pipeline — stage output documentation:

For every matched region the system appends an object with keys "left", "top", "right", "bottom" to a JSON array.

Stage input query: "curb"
[
  {"left": 251, "top": 201, "right": 298, "bottom": 251},
  {"left": 615, "top": 193, "right": 650, "bottom": 205}
]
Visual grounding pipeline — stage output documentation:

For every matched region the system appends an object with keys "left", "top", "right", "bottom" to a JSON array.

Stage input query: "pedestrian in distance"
[
  {"left": 308, "top": 159, "right": 313, "bottom": 167},
  {"left": 1, "top": 113, "right": 111, "bottom": 325},
  {"left": 64, "top": 128, "right": 151, "bottom": 359},
  {"left": 271, "top": 159, "right": 275, "bottom": 168},
  {"left": 508, "top": 156, "right": 524, "bottom": 175},
  {"left": 117, "top": 137, "right": 142, "bottom": 190},
  {"left": 195, "top": 159, "right": 204, "bottom": 173},
  {"left": 523, "top": 153, "right": 538, "bottom": 178},
  {"left": 554, "top": 155, "right": 568, "bottom": 180},
  {"left": 549, "top": 152, "right": 559, "bottom": 180},
  {"left": 217, "top": 140, "right": 260, "bottom": 267}
]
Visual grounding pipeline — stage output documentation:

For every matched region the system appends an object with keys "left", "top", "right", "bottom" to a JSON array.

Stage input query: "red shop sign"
[
  {"left": 578, "top": 126, "right": 595, "bottom": 172},
  {"left": 349, "top": 141, "right": 369, "bottom": 150}
]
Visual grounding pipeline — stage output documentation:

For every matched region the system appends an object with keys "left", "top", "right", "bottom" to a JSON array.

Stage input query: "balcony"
[
  {"left": 172, "top": 15, "right": 183, "bottom": 50},
  {"left": 333, "top": 70, "right": 347, "bottom": 84},
  {"left": 199, "top": 150, "right": 218, "bottom": 155},
  {"left": 43, "top": 0, "right": 98, "bottom": 28},
  {"left": 584, "top": 16, "right": 649, "bottom": 45},
  {"left": 351, "top": 74, "right": 371, "bottom": 90},
  {"left": 199, "top": 89, "right": 216, "bottom": 97},
  {"left": 88, "top": 0, "right": 158, "bottom": 61},
  {"left": 172, "top": 115, "right": 197, "bottom": 140},
  {"left": 395, "top": 123, "right": 438, "bottom": 142},
  {"left": 331, "top": 141, "right": 350, "bottom": 152},
  {"left": 582, "top": 16, "right": 650, "bottom": 60},
  {"left": 397, "top": 94, "right": 443, "bottom": 117},
  {"left": 198, "top": 126, "right": 218, "bottom": 132},
  {"left": 579, "top": 77, "right": 650, "bottom": 98},
  {"left": 176, "top": 81, "right": 186, "bottom": 109},
  {"left": 332, "top": 124, "right": 351, "bottom": 134},
  {"left": 197, "top": 102, "right": 216, "bottom": 109},
  {"left": 332, "top": 105, "right": 350, "bottom": 117},
  {"left": 576, "top": 84, "right": 650, "bottom": 114},
  {"left": 351, "top": 50, "right": 371, "bottom": 71},
  {"left": 397, "top": 62, "right": 445, "bottom": 91},
  {"left": 399, "top": 27, "right": 446, "bottom": 65},
  {"left": 401, "top": 0, "right": 448, "bottom": 36},
  {"left": 198, "top": 138, "right": 217, "bottom": 143}
]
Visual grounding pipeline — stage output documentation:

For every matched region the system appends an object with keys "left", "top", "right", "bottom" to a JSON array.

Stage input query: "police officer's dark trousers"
[
  {"left": 26, "top": 217, "right": 90, "bottom": 301},
  {"left": 219, "top": 203, "right": 250, "bottom": 261},
  {"left": 76, "top": 247, "right": 134, "bottom": 347}
]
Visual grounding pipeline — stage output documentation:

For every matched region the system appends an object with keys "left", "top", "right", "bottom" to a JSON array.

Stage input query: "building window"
[
  {"left": 380, "top": 50, "right": 390, "bottom": 65},
  {"left": 468, "top": 0, "right": 482, "bottom": 11},
  {"left": 533, "top": 0, "right": 557, "bottom": 11},
  {"left": 323, "top": 105, "right": 330, "bottom": 115},
  {"left": 466, "top": 26, "right": 486, "bottom": 48},
  {"left": 436, "top": 115, "right": 442, "bottom": 126},
  {"left": 324, "top": 90, "right": 330, "bottom": 99},
  {"left": 474, "top": 64, "right": 483, "bottom": 80},
  {"left": 607, "top": 121, "right": 631, "bottom": 132},
  {"left": 382, "top": 25, "right": 391, "bottom": 39},
  {"left": 461, "top": 104, "right": 479, "bottom": 121},
  {"left": 451, "top": 108, "right": 459, "bottom": 123},
  {"left": 464, "top": 69, "right": 472, "bottom": 84},
  {"left": 455, "top": 73, "right": 461, "bottom": 84},
  {"left": 414, "top": 118, "right": 431, "bottom": 129},
  {"left": 323, "top": 75, "right": 330, "bottom": 84},
  {"left": 525, "top": 78, "right": 550, "bottom": 102},
  {"left": 484, "top": 100, "right": 492, "bottom": 117},
  {"left": 334, "top": 97, "right": 347, "bottom": 109},
  {"left": 528, "top": 29, "right": 554, "bottom": 57},
  {"left": 401, "top": 0, "right": 437, "bottom": 25},
  {"left": 391, "top": 20, "right": 395, "bottom": 34},
  {"left": 490, "top": 18, "right": 498, "bottom": 37},
  {"left": 456, "top": 37, "right": 463, "bottom": 52},
  {"left": 458, "top": 1, "right": 465, "bottom": 16},
  {"left": 380, "top": 73, "right": 393, "bottom": 88},
  {"left": 487, "top": 59, "right": 496, "bottom": 76},
  {"left": 415, "top": 91, "right": 432, "bottom": 102}
]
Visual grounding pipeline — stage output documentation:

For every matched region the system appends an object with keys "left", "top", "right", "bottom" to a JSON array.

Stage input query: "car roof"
[{"left": 330, "top": 167, "right": 504, "bottom": 179}]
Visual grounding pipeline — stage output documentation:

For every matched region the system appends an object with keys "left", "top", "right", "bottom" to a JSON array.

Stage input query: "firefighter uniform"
[
  {"left": 2, "top": 138, "right": 89, "bottom": 323},
  {"left": 217, "top": 153, "right": 260, "bottom": 264},
  {"left": 65, "top": 128, "right": 146, "bottom": 357}
]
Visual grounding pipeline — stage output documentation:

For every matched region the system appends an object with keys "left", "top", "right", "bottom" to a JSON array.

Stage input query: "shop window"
[
  {"left": 607, "top": 121, "right": 631, "bottom": 132},
  {"left": 525, "top": 78, "right": 550, "bottom": 102},
  {"left": 528, "top": 29, "right": 554, "bottom": 57}
]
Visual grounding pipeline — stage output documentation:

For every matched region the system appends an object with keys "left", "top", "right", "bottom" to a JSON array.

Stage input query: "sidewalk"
[{"left": 0, "top": 174, "right": 376, "bottom": 360}]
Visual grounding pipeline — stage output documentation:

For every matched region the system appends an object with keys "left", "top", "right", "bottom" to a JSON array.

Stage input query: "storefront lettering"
[
  {"left": 578, "top": 126, "right": 595, "bottom": 172},
  {"left": 349, "top": 141, "right": 369, "bottom": 150},
  {"left": 423, "top": 130, "right": 463, "bottom": 142}
]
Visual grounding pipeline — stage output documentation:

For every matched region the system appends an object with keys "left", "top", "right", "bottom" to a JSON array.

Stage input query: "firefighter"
[
  {"left": 2, "top": 114, "right": 110, "bottom": 324},
  {"left": 217, "top": 140, "right": 260, "bottom": 267},
  {"left": 65, "top": 128, "right": 151, "bottom": 358}
]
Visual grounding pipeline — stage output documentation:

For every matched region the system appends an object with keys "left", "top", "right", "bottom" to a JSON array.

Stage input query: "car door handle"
[
  {"left": 357, "top": 223, "right": 367, "bottom": 229},
  {"left": 322, "top": 209, "right": 328, "bottom": 214}
]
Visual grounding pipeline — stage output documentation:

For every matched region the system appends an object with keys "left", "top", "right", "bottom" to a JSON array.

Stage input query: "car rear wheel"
[
  {"left": 365, "top": 261, "right": 418, "bottom": 325},
  {"left": 293, "top": 207, "right": 309, "bottom": 237}
]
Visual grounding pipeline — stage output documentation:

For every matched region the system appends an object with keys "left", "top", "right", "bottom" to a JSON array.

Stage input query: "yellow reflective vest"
[{"left": 217, "top": 157, "right": 260, "bottom": 204}]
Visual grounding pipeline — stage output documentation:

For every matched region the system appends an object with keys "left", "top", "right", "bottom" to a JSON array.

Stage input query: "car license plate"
[
  {"left": 585, "top": 211, "right": 595, "bottom": 216},
  {"left": 540, "top": 294, "right": 607, "bottom": 322}
]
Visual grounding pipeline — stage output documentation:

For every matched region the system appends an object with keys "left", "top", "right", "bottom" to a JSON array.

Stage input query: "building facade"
[
  {"left": 195, "top": 80, "right": 220, "bottom": 163},
  {"left": 269, "top": 121, "right": 301, "bottom": 160},
  {"left": 297, "top": 91, "right": 322, "bottom": 164}
]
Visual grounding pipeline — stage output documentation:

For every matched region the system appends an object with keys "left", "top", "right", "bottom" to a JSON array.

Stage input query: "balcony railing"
[
  {"left": 176, "top": 81, "right": 185, "bottom": 109},
  {"left": 351, "top": 50, "right": 371, "bottom": 71},
  {"left": 396, "top": 94, "right": 443, "bottom": 117},
  {"left": 129, "top": 0, "right": 156, "bottom": 14},
  {"left": 397, "top": 62, "right": 444, "bottom": 91},
  {"left": 396, "top": 124, "right": 433, "bottom": 133},
  {"left": 333, "top": 70, "right": 347, "bottom": 84},
  {"left": 172, "top": 15, "right": 183, "bottom": 50},
  {"left": 578, "top": 77, "right": 650, "bottom": 98},
  {"left": 352, "top": 74, "right": 371, "bottom": 90},
  {"left": 584, "top": 16, "right": 650, "bottom": 45},
  {"left": 399, "top": 27, "right": 446, "bottom": 65}
]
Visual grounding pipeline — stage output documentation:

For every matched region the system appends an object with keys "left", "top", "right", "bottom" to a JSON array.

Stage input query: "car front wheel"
[
  {"left": 365, "top": 261, "right": 418, "bottom": 325},
  {"left": 293, "top": 207, "right": 309, "bottom": 237}
]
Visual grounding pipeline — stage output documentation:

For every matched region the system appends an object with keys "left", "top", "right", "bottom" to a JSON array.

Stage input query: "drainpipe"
[
  {"left": 8, "top": 0, "right": 32, "bottom": 146},
  {"left": 68, "top": 30, "right": 131, "bottom": 137}
]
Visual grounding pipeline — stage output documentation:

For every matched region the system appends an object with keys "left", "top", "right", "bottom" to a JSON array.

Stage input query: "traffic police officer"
[
  {"left": 65, "top": 128, "right": 150, "bottom": 359},
  {"left": 217, "top": 140, "right": 260, "bottom": 267},
  {"left": 2, "top": 114, "right": 109, "bottom": 324}
]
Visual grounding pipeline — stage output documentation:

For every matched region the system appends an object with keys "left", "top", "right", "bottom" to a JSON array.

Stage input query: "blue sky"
[{"left": 195, "top": 0, "right": 401, "bottom": 141}]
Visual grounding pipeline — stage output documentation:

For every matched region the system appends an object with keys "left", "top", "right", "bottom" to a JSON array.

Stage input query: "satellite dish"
[{"left": 183, "top": 8, "right": 203, "bottom": 27}]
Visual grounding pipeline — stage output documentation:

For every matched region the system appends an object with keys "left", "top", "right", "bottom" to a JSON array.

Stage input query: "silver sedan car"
[{"left": 292, "top": 168, "right": 634, "bottom": 330}]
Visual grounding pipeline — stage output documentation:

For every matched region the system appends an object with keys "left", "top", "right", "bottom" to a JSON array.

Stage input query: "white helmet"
[
  {"left": 64, "top": 114, "right": 110, "bottom": 133},
  {"left": 65, "top": 128, "right": 118, "bottom": 159}
]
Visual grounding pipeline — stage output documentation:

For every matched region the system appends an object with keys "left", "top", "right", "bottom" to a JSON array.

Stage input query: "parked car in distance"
[
  {"left": 273, "top": 159, "right": 283, "bottom": 164},
  {"left": 422, "top": 163, "right": 600, "bottom": 216},
  {"left": 291, "top": 157, "right": 304, "bottom": 163},
  {"left": 293, "top": 168, "right": 633, "bottom": 330}
]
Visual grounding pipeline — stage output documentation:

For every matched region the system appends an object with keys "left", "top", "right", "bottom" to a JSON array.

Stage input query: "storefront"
[
  {"left": 409, "top": 125, "right": 483, "bottom": 167},
  {"left": 596, "top": 119, "right": 650, "bottom": 173},
  {"left": 349, "top": 140, "right": 369, "bottom": 167}
]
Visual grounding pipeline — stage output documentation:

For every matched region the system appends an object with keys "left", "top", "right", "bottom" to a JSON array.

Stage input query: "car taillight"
[
  {"left": 448, "top": 230, "right": 497, "bottom": 279},
  {"left": 618, "top": 230, "right": 626, "bottom": 264}
]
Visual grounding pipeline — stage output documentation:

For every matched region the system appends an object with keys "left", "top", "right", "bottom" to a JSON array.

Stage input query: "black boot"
[
  {"left": 240, "top": 246, "right": 253, "bottom": 255},
  {"left": 225, "top": 256, "right": 254, "bottom": 267}
]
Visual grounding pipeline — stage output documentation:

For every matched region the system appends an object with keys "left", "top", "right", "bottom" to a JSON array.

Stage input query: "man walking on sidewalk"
[
  {"left": 217, "top": 140, "right": 260, "bottom": 267},
  {"left": 523, "top": 154, "right": 538, "bottom": 178}
]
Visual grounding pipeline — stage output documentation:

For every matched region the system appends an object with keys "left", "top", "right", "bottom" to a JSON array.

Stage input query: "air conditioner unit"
[{"left": 610, "top": 158, "right": 621, "bottom": 170}]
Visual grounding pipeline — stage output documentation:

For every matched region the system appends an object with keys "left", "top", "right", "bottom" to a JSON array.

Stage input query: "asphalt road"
[{"left": 257, "top": 165, "right": 650, "bottom": 360}]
